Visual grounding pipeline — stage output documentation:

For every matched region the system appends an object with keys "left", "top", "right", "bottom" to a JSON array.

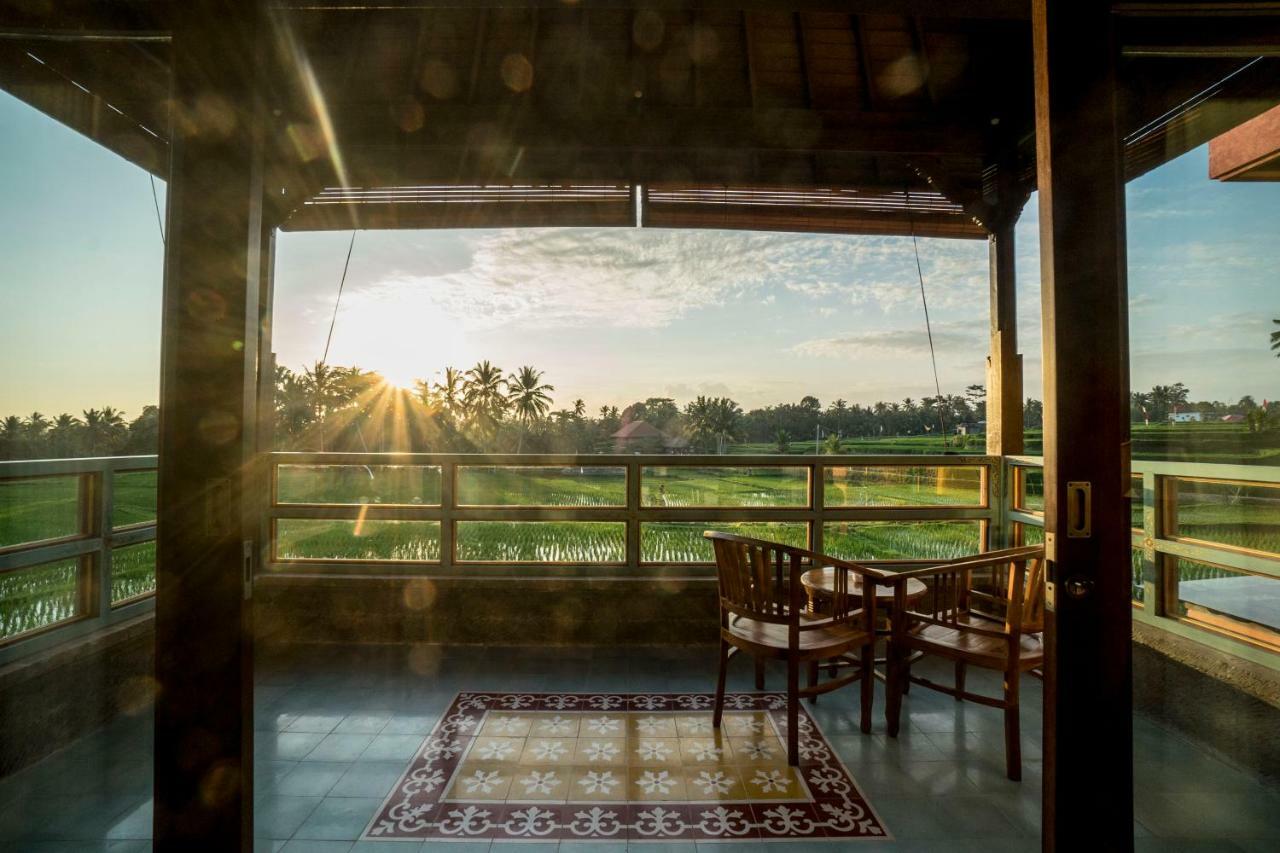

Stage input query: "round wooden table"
[{"left": 800, "top": 567, "right": 928, "bottom": 614}]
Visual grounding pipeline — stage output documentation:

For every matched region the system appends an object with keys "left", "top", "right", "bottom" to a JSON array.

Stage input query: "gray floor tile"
[
  {"left": 293, "top": 796, "right": 383, "bottom": 841},
  {"left": 275, "top": 762, "right": 351, "bottom": 797},
  {"left": 329, "top": 762, "right": 408, "bottom": 798},
  {"left": 254, "top": 795, "right": 323, "bottom": 840},
  {"left": 360, "top": 734, "right": 426, "bottom": 762}
]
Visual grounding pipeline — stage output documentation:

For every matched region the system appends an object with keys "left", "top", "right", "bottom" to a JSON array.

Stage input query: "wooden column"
[
  {"left": 985, "top": 209, "right": 1024, "bottom": 458},
  {"left": 154, "top": 2, "right": 265, "bottom": 849},
  {"left": 1033, "top": 2, "right": 1134, "bottom": 851}
]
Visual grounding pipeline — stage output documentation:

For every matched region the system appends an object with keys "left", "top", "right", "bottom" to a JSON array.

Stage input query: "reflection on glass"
[
  {"left": 456, "top": 521, "right": 624, "bottom": 563},
  {"left": 1131, "top": 475, "right": 1144, "bottom": 531},
  {"left": 1176, "top": 558, "right": 1278, "bottom": 643},
  {"left": 1, "top": 558, "right": 80, "bottom": 640},
  {"left": 113, "top": 470, "right": 157, "bottom": 528},
  {"left": 825, "top": 465, "right": 983, "bottom": 507},
  {"left": 276, "top": 519, "right": 441, "bottom": 561},
  {"left": 0, "top": 476, "right": 81, "bottom": 549},
  {"left": 458, "top": 466, "right": 625, "bottom": 507},
  {"left": 1132, "top": 549, "right": 1146, "bottom": 605},
  {"left": 1015, "top": 523, "right": 1044, "bottom": 547},
  {"left": 276, "top": 465, "right": 442, "bottom": 506},
  {"left": 822, "top": 521, "right": 981, "bottom": 561},
  {"left": 642, "top": 467, "right": 808, "bottom": 507},
  {"left": 642, "top": 522, "right": 807, "bottom": 563},
  {"left": 1171, "top": 479, "right": 1280, "bottom": 556},
  {"left": 1018, "top": 468, "right": 1044, "bottom": 513},
  {"left": 111, "top": 541, "right": 156, "bottom": 603}
]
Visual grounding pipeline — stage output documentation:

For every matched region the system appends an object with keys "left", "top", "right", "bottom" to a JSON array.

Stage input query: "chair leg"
[
  {"left": 754, "top": 658, "right": 765, "bottom": 690},
  {"left": 807, "top": 661, "right": 819, "bottom": 705},
  {"left": 713, "top": 640, "right": 730, "bottom": 729},
  {"left": 902, "top": 656, "right": 911, "bottom": 694},
  {"left": 884, "top": 643, "right": 905, "bottom": 738},
  {"left": 786, "top": 658, "right": 800, "bottom": 766},
  {"left": 954, "top": 661, "right": 967, "bottom": 699},
  {"left": 859, "top": 643, "right": 874, "bottom": 734},
  {"left": 1003, "top": 665, "right": 1022, "bottom": 781}
]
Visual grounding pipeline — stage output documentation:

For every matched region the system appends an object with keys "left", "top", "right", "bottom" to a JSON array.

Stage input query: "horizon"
[{"left": 2, "top": 87, "right": 1278, "bottom": 419}]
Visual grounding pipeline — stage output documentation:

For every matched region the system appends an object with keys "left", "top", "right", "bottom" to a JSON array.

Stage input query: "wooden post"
[
  {"left": 985, "top": 208, "right": 1024, "bottom": 458},
  {"left": 1032, "top": 2, "right": 1134, "bottom": 851},
  {"left": 154, "top": 2, "right": 265, "bottom": 849}
]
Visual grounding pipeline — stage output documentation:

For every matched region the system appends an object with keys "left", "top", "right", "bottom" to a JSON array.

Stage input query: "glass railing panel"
[
  {"left": 457, "top": 466, "right": 626, "bottom": 507},
  {"left": 1174, "top": 557, "right": 1278, "bottom": 646},
  {"left": 1132, "top": 548, "right": 1145, "bottom": 606},
  {"left": 455, "top": 521, "right": 625, "bottom": 563},
  {"left": 1130, "top": 474, "right": 1144, "bottom": 532},
  {"left": 111, "top": 541, "right": 157, "bottom": 604},
  {"left": 0, "top": 475, "right": 81, "bottom": 549},
  {"left": 275, "top": 519, "right": 441, "bottom": 562},
  {"left": 822, "top": 521, "right": 983, "bottom": 561},
  {"left": 824, "top": 465, "right": 984, "bottom": 507},
  {"left": 276, "top": 464, "right": 442, "bottom": 506},
  {"left": 1169, "top": 478, "right": 1280, "bottom": 557},
  {"left": 1, "top": 557, "right": 82, "bottom": 641},
  {"left": 642, "top": 522, "right": 808, "bottom": 563},
  {"left": 641, "top": 466, "right": 809, "bottom": 508},
  {"left": 1014, "top": 522, "right": 1044, "bottom": 547},
  {"left": 1016, "top": 467, "right": 1044, "bottom": 513},
  {"left": 112, "top": 470, "right": 157, "bottom": 528}
]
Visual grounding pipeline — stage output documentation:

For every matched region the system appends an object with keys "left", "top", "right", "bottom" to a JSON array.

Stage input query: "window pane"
[
  {"left": 0, "top": 476, "right": 81, "bottom": 549},
  {"left": 642, "top": 466, "right": 809, "bottom": 508},
  {"left": 276, "top": 465, "right": 442, "bottom": 506},
  {"left": 1171, "top": 478, "right": 1280, "bottom": 557},
  {"left": 113, "top": 470, "right": 157, "bottom": 528},
  {"left": 276, "top": 519, "right": 441, "bottom": 562},
  {"left": 1017, "top": 468, "right": 1044, "bottom": 513},
  {"left": 457, "top": 466, "right": 626, "bottom": 507},
  {"left": 111, "top": 541, "right": 156, "bottom": 604},
  {"left": 1131, "top": 475, "right": 1144, "bottom": 532},
  {"left": 1015, "top": 523, "right": 1044, "bottom": 547},
  {"left": 642, "top": 522, "right": 808, "bottom": 563},
  {"left": 824, "top": 465, "right": 984, "bottom": 507},
  {"left": 1, "top": 558, "right": 81, "bottom": 640},
  {"left": 823, "top": 521, "right": 982, "bottom": 561},
  {"left": 456, "top": 521, "right": 624, "bottom": 563},
  {"left": 1175, "top": 558, "right": 1279, "bottom": 645}
]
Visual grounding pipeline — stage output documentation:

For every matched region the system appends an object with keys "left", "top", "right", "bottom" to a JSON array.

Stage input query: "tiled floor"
[{"left": 1, "top": 644, "right": 1277, "bottom": 852}]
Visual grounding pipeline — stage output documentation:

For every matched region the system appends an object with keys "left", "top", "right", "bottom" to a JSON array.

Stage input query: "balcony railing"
[
  {"left": 2, "top": 451, "right": 1277, "bottom": 666},
  {"left": 1008, "top": 456, "right": 1280, "bottom": 665},
  {"left": 0, "top": 455, "right": 156, "bottom": 664}
]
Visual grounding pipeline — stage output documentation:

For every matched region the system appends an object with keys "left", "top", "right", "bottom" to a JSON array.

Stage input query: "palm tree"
[
  {"left": 432, "top": 367, "right": 466, "bottom": 420},
  {"left": 25, "top": 412, "right": 50, "bottom": 443},
  {"left": 82, "top": 408, "right": 124, "bottom": 455},
  {"left": 463, "top": 360, "right": 507, "bottom": 421},
  {"left": 49, "top": 413, "right": 81, "bottom": 457},
  {"left": 573, "top": 399, "right": 586, "bottom": 418},
  {"left": 774, "top": 428, "right": 791, "bottom": 454},
  {"left": 1, "top": 415, "right": 24, "bottom": 459},
  {"left": 301, "top": 361, "right": 341, "bottom": 449},
  {"left": 507, "top": 366, "right": 555, "bottom": 452}
]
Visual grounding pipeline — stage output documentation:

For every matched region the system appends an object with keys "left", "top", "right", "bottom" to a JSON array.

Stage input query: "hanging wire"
[
  {"left": 322, "top": 229, "right": 357, "bottom": 364},
  {"left": 149, "top": 173, "right": 165, "bottom": 247},
  {"left": 904, "top": 184, "right": 949, "bottom": 442}
]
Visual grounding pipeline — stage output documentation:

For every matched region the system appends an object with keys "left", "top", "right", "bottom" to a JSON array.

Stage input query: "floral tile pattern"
[{"left": 362, "top": 692, "right": 890, "bottom": 843}]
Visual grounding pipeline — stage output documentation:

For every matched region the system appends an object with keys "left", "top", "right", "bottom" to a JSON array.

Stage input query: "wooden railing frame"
[
  {"left": 264, "top": 451, "right": 998, "bottom": 578},
  {"left": 1006, "top": 455, "right": 1280, "bottom": 669},
  {"left": 0, "top": 455, "right": 156, "bottom": 666},
  {"left": 2, "top": 451, "right": 1277, "bottom": 670}
]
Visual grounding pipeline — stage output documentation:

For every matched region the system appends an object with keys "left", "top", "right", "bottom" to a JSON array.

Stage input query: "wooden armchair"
[
  {"left": 882, "top": 545, "right": 1047, "bottom": 780},
  {"left": 705, "top": 531, "right": 880, "bottom": 765}
]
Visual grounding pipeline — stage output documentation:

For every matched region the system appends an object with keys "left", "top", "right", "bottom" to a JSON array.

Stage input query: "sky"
[{"left": 2, "top": 86, "right": 1278, "bottom": 420}]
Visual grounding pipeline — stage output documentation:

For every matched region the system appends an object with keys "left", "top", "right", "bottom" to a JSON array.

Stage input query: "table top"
[{"left": 801, "top": 566, "right": 928, "bottom": 599}]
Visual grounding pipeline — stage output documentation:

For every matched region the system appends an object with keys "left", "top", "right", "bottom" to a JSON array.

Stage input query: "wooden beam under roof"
[{"left": 269, "top": 1, "right": 1031, "bottom": 20}]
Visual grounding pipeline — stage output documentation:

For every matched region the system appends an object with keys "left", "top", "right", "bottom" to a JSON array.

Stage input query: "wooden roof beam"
[{"left": 269, "top": 2, "right": 1030, "bottom": 20}]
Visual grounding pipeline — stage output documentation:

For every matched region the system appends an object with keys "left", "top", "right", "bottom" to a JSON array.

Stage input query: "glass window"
[
  {"left": 275, "top": 519, "right": 441, "bottom": 562},
  {"left": 0, "top": 476, "right": 82, "bottom": 549},
  {"left": 1016, "top": 468, "right": 1044, "bottom": 513},
  {"left": 822, "top": 521, "right": 982, "bottom": 561},
  {"left": 1, "top": 558, "right": 82, "bottom": 641},
  {"left": 1174, "top": 558, "right": 1279, "bottom": 646},
  {"left": 642, "top": 522, "right": 807, "bottom": 563},
  {"left": 1170, "top": 478, "right": 1280, "bottom": 557},
  {"left": 276, "top": 464, "right": 442, "bottom": 506},
  {"left": 457, "top": 466, "right": 625, "bottom": 507},
  {"left": 111, "top": 541, "right": 156, "bottom": 604},
  {"left": 112, "top": 470, "right": 157, "bottom": 528},
  {"left": 456, "top": 521, "right": 625, "bottom": 563},
  {"left": 824, "top": 465, "right": 984, "bottom": 507},
  {"left": 642, "top": 466, "right": 808, "bottom": 508}
]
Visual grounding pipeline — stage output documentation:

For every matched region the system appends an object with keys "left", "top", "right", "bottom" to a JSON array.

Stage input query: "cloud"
[
  {"left": 338, "top": 227, "right": 990, "bottom": 332},
  {"left": 790, "top": 321, "right": 986, "bottom": 359}
]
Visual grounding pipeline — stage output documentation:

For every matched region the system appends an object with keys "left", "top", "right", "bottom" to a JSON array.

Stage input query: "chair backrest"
[
  {"left": 906, "top": 546, "right": 1046, "bottom": 637},
  {"left": 706, "top": 531, "right": 805, "bottom": 625}
]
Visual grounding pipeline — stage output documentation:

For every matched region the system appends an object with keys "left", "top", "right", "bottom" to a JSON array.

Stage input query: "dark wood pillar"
[
  {"left": 154, "top": 2, "right": 265, "bottom": 849},
  {"left": 986, "top": 209, "right": 1024, "bottom": 458},
  {"left": 1033, "top": 1, "right": 1134, "bottom": 851}
]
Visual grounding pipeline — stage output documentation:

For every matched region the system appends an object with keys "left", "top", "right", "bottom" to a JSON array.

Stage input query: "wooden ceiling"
[{"left": 1, "top": 1, "right": 1277, "bottom": 238}]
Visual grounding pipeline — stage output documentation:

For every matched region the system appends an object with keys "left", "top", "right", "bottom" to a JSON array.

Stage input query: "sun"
[{"left": 379, "top": 369, "right": 418, "bottom": 391}]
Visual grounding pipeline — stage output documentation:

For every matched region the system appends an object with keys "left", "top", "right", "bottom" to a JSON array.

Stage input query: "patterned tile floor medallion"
[{"left": 362, "top": 691, "right": 890, "bottom": 843}]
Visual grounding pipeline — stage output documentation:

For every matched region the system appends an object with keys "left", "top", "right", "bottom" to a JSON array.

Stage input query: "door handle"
[{"left": 1066, "top": 481, "right": 1091, "bottom": 538}]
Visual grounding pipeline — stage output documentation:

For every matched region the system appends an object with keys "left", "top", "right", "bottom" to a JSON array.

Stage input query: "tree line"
[{"left": 3, "top": 365, "right": 1273, "bottom": 461}]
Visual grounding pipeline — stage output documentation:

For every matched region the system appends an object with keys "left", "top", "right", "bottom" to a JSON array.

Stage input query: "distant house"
[
  {"left": 1169, "top": 411, "right": 1204, "bottom": 423},
  {"left": 612, "top": 420, "right": 666, "bottom": 453},
  {"left": 1221, "top": 414, "right": 1246, "bottom": 423},
  {"left": 955, "top": 421, "right": 986, "bottom": 436}
]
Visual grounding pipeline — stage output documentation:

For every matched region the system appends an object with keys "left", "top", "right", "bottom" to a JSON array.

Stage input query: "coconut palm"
[
  {"left": 82, "top": 407, "right": 125, "bottom": 455},
  {"left": 49, "top": 413, "right": 81, "bottom": 457},
  {"left": 1, "top": 415, "right": 24, "bottom": 459},
  {"left": 573, "top": 398, "right": 586, "bottom": 418},
  {"left": 507, "top": 366, "right": 555, "bottom": 452},
  {"left": 774, "top": 428, "right": 791, "bottom": 454},
  {"left": 25, "top": 412, "right": 49, "bottom": 442},
  {"left": 432, "top": 367, "right": 466, "bottom": 420},
  {"left": 463, "top": 361, "right": 507, "bottom": 421}
]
